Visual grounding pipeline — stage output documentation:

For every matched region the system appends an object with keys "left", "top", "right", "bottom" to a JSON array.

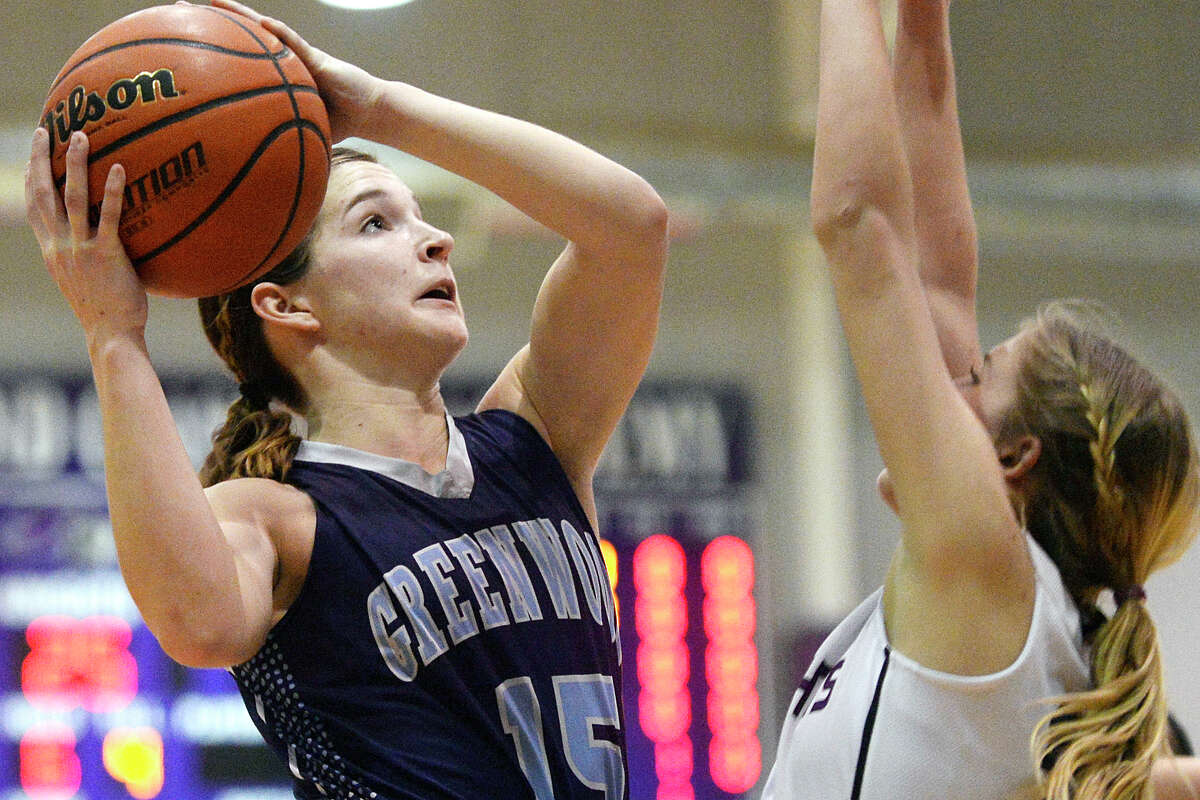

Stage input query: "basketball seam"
[
  {"left": 130, "top": 119, "right": 328, "bottom": 287},
  {"left": 52, "top": 84, "right": 322, "bottom": 183},
  {"left": 50, "top": 40, "right": 289, "bottom": 95},
  {"left": 207, "top": 8, "right": 318, "bottom": 290}
]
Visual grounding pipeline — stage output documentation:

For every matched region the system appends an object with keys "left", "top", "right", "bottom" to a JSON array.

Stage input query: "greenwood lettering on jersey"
[{"left": 367, "top": 516, "right": 619, "bottom": 681}]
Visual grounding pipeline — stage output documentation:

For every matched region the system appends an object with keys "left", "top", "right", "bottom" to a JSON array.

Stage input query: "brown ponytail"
[
  {"left": 198, "top": 290, "right": 305, "bottom": 487},
  {"left": 197, "top": 146, "right": 380, "bottom": 487}
]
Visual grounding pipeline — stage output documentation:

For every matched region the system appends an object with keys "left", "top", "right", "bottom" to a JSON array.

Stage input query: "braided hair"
[
  {"left": 993, "top": 301, "right": 1200, "bottom": 799},
  {"left": 197, "top": 146, "right": 379, "bottom": 487}
]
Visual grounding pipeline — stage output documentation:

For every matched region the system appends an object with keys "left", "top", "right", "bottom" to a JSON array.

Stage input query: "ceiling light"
[{"left": 316, "top": 0, "right": 417, "bottom": 9}]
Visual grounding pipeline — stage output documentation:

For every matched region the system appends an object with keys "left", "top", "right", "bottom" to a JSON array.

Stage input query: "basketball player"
[
  {"left": 23, "top": 0, "right": 667, "bottom": 796},
  {"left": 762, "top": 0, "right": 1200, "bottom": 798}
]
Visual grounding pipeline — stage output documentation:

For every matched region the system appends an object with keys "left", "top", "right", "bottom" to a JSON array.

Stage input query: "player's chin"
[
  {"left": 425, "top": 314, "right": 469, "bottom": 353},
  {"left": 424, "top": 302, "right": 466, "bottom": 328}
]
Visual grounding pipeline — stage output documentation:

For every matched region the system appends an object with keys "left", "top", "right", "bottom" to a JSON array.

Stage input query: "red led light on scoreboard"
[
  {"left": 708, "top": 737, "right": 761, "bottom": 794},
  {"left": 702, "top": 595, "right": 756, "bottom": 642},
  {"left": 637, "top": 687, "right": 691, "bottom": 743},
  {"left": 636, "top": 640, "right": 689, "bottom": 689},
  {"left": 706, "top": 690, "right": 760, "bottom": 737},
  {"left": 705, "top": 642, "right": 758, "bottom": 693},
  {"left": 701, "top": 536, "right": 761, "bottom": 794},
  {"left": 700, "top": 536, "right": 754, "bottom": 597},
  {"left": 633, "top": 534, "right": 694, "bottom": 799},
  {"left": 633, "top": 535, "right": 686, "bottom": 596},
  {"left": 635, "top": 596, "right": 688, "bottom": 640},
  {"left": 21, "top": 615, "right": 138, "bottom": 712},
  {"left": 19, "top": 723, "right": 81, "bottom": 797},
  {"left": 654, "top": 734, "right": 693, "bottom": 783}
]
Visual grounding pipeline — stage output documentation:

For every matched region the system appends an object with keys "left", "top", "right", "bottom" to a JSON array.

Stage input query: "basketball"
[{"left": 40, "top": 4, "right": 331, "bottom": 298}]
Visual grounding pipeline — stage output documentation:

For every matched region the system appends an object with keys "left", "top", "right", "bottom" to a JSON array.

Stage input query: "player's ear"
[
  {"left": 998, "top": 435, "right": 1041, "bottom": 482},
  {"left": 250, "top": 282, "right": 319, "bottom": 333}
]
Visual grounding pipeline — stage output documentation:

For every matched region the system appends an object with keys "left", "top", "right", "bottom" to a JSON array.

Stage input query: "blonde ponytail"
[
  {"left": 999, "top": 301, "right": 1200, "bottom": 799},
  {"left": 1033, "top": 600, "right": 1166, "bottom": 800}
]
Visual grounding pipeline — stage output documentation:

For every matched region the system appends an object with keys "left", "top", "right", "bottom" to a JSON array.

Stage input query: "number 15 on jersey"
[{"left": 497, "top": 674, "right": 625, "bottom": 799}]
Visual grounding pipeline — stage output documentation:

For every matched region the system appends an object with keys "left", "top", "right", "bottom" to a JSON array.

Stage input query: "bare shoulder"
[
  {"left": 884, "top": 522, "right": 1035, "bottom": 676},
  {"left": 204, "top": 476, "right": 316, "bottom": 544},
  {"left": 477, "top": 356, "right": 600, "bottom": 527}
]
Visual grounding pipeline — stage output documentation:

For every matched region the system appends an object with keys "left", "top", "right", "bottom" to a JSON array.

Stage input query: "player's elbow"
[
  {"left": 629, "top": 182, "right": 671, "bottom": 260},
  {"left": 608, "top": 178, "right": 670, "bottom": 262},
  {"left": 149, "top": 608, "right": 260, "bottom": 669},
  {"left": 641, "top": 185, "right": 670, "bottom": 239},
  {"left": 810, "top": 169, "right": 909, "bottom": 248},
  {"left": 811, "top": 192, "right": 871, "bottom": 250},
  {"left": 811, "top": 202, "right": 912, "bottom": 303},
  {"left": 159, "top": 632, "right": 257, "bottom": 670}
]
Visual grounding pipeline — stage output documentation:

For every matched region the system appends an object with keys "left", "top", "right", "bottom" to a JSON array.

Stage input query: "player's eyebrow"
[{"left": 342, "top": 188, "right": 388, "bottom": 217}]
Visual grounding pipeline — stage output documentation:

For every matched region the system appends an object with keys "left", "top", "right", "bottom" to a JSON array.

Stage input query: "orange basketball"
[{"left": 40, "top": 4, "right": 331, "bottom": 298}]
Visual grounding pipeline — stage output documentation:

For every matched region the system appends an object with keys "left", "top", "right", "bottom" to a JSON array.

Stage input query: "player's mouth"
[{"left": 417, "top": 278, "right": 457, "bottom": 304}]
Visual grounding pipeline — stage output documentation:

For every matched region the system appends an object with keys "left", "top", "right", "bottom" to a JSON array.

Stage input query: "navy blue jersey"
[{"left": 230, "top": 410, "right": 626, "bottom": 800}]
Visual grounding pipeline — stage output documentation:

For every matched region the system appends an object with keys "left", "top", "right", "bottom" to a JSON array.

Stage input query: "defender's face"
[
  {"left": 878, "top": 331, "right": 1031, "bottom": 515},
  {"left": 956, "top": 332, "right": 1028, "bottom": 439}
]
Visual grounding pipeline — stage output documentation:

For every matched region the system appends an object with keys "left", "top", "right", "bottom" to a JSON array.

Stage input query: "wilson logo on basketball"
[{"left": 42, "top": 69, "right": 180, "bottom": 153}]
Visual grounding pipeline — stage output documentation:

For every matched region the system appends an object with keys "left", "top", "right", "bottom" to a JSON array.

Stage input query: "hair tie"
[
  {"left": 238, "top": 381, "right": 271, "bottom": 409},
  {"left": 1113, "top": 584, "right": 1147, "bottom": 605}
]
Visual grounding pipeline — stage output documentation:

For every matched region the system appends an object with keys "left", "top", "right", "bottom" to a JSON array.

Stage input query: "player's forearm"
[
  {"left": 363, "top": 80, "right": 667, "bottom": 262},
  {"left": 811, "top": 0, "right": 913, "bottom": 244},
  {"left": 892, "top": 0, "right": 980, "bottom": 372},
  {"left": 893, "top": 0, "right": 973, "bottom": 248},
  {"left": 88, "top": 334, "right": 247, "bottom": 649}
]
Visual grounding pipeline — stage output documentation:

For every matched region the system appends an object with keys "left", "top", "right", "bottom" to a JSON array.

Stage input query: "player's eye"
[{"left": 360, "top": 214, "right": 386, "bottom": 233}]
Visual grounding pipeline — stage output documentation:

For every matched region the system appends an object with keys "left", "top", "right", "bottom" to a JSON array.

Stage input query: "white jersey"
[{"left": 763, "top": 535, "right": 1091, "bottom": 800}]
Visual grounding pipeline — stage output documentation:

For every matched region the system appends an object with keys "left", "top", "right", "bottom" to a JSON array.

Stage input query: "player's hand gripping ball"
[{"left": 40, "top": 3, "right": 331, "bottom": 298}]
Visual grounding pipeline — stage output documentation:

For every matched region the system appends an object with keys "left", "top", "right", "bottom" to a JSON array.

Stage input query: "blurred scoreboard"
[{"left": 0, "top": 374, "right": 759, "bottom": 800}]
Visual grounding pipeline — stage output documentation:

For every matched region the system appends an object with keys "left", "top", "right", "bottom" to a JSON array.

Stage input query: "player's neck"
[{"left": 304, "top": 381, "right": 451, "bottom": 474}]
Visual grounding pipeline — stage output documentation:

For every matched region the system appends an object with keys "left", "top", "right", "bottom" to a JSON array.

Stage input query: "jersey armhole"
[{"left": 471, "top": 408, "right": 595, "bottom": 527}]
